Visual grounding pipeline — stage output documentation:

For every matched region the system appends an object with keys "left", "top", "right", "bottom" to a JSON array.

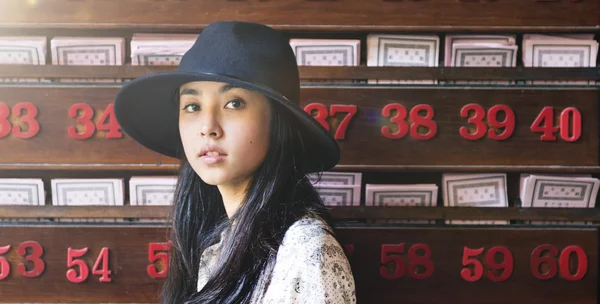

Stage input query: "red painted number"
[
  {"left": 461, "top": 247, "right": 484, "bottom": 282},
  {"left": 68, "top": 103, "right": 123, "bottom": 140},
  {"left": 381, "top": 104, "right": 408, "bottom": 139},
  {"left": 407, "top": 243, "right": 435, "bottom": 279},
  {"left": 67, "top": 248, "right": 89, "bottom": 283},
  {"left": 304, "top": 103, "right": 329, "bottom": 131},
  {"left": 0, "top": 242, "right": 46, "bottom": 280},
  {"left": 0, "top": 103, "right": 10, "bottom": 138},
  {"left": 303, "top": 103, "right": 357, "bottom": 140},
  {"left": 329, "top": 105, "right": 357, "bottom": 140},
  {"left": 460, "top": 104, "right": 515, "bottom": 141},
  {"left": 91, "top": 247, "right": 112, "bottom": 282},
  {"left": 461, "top": 246, "right": 513, "bottom": 282},
  {"left": 559, "top": 245, "right": 588, "bottom": 281},
  {"left": 17, "top": 241, "right": 45, "bottom": 278},
  {"left": 0, "top": 245, "right": 11, "bottom": 280},
  {"left": 381, "top": 103, "right": 437, "bottom": 140},
  {"left": 381, "top": 244, "right": 406, "bottom": 279},
  {"left": 531, "top": 245, "right": 587, "bottom": 281},
  {"left": 68, "top": 104, "right": 95, "bottom": 139},
  {"left": 530, "top": 245, "right": 558, "bottom": 280},
  {"left": 380, "top": 243, "right": 434, "bottom": 280},
  {"left": 148, "top": 241, "right": 171, "bottom": 279},
  {"left": 559, "top": 108, "right": 582, "bottom": 142},
  {"left": 530, "top": 106, "right": 581, "bottom": 142},
  {"left": 485, "top": 246, "right": 513, "bottom": 282},
  {"left": 11, "top": 103, "right": 40, "bottom": 139},
  {"left": 0, "top": 102, "right": 40, "bottom": 139},
  {"left": 96, "top": 104, "right": 122, "bottom": 139},
  {"left": 67, "top": 247, "right": 112, "bottom": 283}
]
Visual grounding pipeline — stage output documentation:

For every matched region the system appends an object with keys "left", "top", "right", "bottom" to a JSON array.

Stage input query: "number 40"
[{"left": 530, "top": 106, "right": 581, "bottom": 142}]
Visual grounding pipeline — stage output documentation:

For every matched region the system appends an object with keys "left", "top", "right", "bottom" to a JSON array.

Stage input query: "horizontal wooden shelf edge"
[
  {"left": 4, "top": 164, "right": 600, "bottom": 173},
  {"left": 0, "top": 163, "right": 180, "bottom": 171},
  {"left": 335, "top": 165, "right": 600, "bottom": 173},
  {"left": 1, "top": 23, "right": 599, "bottom": 32},
  {"left": 331, "top": 206, "right": 600, "bottom": 221},
  {"left": 2, "top": 65, "right": 600, "bottom": 80},
  {"left": 2, "top": 206, "right": 600, "bottom": 221}
]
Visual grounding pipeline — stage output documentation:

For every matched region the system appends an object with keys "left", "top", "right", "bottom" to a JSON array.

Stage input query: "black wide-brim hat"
[{"left": 114, "top": 21, "right": 340, "bottom": 173}]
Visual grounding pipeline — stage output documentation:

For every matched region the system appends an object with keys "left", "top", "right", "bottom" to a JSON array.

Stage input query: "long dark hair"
[{"left": 161, "top": 94, "right": 336, "bottom": 303}]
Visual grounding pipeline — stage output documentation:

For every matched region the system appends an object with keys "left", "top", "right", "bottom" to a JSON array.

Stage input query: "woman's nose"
[{"left": 199, "top": 115, "right": 223, "bottom": 138}]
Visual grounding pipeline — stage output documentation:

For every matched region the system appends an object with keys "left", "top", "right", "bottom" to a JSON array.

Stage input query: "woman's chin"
[
  {"left": 198, "top": 174, "right": 227, "bottom": 186},
  {"left": 197, "top": 169, "right": 240, "bottom": 186}
]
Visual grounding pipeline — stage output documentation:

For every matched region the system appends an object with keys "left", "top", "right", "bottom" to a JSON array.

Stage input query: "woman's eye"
[
  {"left": 225, "top": 99, "right": 246, "bottom": 109},
  {"left": 182, "top": 104, "right": 200, "bottom": 113}
]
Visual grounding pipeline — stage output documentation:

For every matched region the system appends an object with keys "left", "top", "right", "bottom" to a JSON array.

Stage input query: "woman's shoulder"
[
  {"left": 283, "top": 213, "right": 331, "bottom": 238},
  {"left": 261, "top": 213, "right": 356, "bottom": 303},
  {"left": 280, "top": 213, "right": 342, "bottom": 255}
]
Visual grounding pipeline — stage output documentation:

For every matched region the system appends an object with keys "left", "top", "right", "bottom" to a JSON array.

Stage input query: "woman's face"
[{"left": 178, "top": 81, "right": 271, "bottom": 187}]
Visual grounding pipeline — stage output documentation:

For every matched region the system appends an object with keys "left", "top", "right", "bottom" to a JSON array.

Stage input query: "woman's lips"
[{"left": 198, "top": 152, "right": 227, "bottom": 165}]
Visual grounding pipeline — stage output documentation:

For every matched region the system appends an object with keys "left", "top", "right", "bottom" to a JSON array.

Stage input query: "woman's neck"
[{"left": 217, "top": 177, "right": 251, "bottom": 218}]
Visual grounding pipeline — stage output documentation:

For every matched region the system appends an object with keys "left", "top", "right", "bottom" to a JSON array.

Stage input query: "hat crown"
[
  {"left": 178, "top": 21, "right": 300, "bottom": 104},
  {"left": 114, "top": 21, "right": 339, "bottom": 172}
]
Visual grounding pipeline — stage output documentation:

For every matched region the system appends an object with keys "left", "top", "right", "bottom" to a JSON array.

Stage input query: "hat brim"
[{"left": 114, "top": 71, "right": 340, "bottom": 173}]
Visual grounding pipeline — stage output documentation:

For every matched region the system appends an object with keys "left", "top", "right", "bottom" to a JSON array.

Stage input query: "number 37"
[{"left": 304, "top": 103, "right": 357, "bottom": 140}]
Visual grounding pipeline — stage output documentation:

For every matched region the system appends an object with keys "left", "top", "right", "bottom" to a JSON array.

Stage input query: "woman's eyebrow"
[
  {"left": 179, "top": 85, "right": 241, "bottom": 96},
  {"left": 180, "top": 88, "right": 200, "bottom": 96},
  {"left": 219, "top": 84, "right": 243, "bottom": 94}
]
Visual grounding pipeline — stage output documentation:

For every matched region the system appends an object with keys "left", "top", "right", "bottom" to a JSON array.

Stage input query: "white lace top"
[{"left": 196, "top": 214, "right": 357, "bottom": 303}]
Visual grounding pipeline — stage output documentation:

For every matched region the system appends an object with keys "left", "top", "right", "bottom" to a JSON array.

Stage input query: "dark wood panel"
[
  {"left": 337, "top": 227, "right": 598, "bottom": 304},
  {"left": 314, "top": 87, "right": 600, "bottom": 168},
  {"left": 0, "top": 86, "right": 179, "bottom": 167},
  {"left": 0, "top": 226, "right": 596, "bottom": 303},
  {"left": 311, "top": 87, "right": 600, "bottom": 168},
  {"left": 0, "top": 0, "right": 597, "bottom": 30},
  {"left": 0, "top": 86, "right": 597, "bottom": 169},
  {"left": 0, "top": 226, "right": 167, "bottom": 303},
  {"left": 3, "top": 205, "right": 600, "bottom": 221},
  {"left": 2, "top": 65, "right": 600, "bottom": 81}
]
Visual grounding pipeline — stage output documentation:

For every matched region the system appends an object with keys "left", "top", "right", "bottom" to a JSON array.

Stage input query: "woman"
[{"left": 114, "top": 21, "right": 356, "bottom": 303}]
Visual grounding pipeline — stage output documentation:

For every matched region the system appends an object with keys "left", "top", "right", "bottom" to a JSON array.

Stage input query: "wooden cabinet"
[{"left": 0, "top": 1, "right": 599, "bottom": 302}]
